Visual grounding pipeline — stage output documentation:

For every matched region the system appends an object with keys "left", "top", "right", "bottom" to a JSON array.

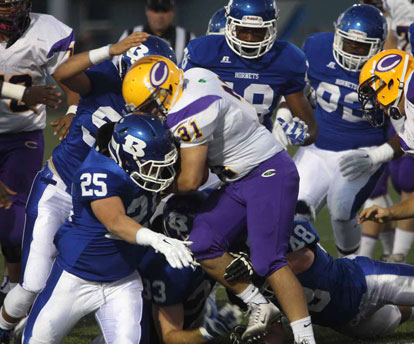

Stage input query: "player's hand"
[
  {"left": 230, "top": 326, "right": 248, "bottom": 344},
  {"left": 277, "top": 116, "right": 309, "bottom": 146},
  {"left": 22, "top": 85, "right": 62, "bottom": 112},
  {"left": 339, "top": 150, "right": 373, "bottom": 181},
  {"left": 50, "top": 113, "right": 75, "bottom": 141},
  {"left": 152, "top": 234, "right": 194, "bottom": 269},
  {"left": 201, "top": 298, "right": 242, "bottom": 340},
  {"left": 358, "top": 205, "right": 393, "bottom": 224},
  {"left": 0, "top": 181, "right": 17, "bottom": 210},
  {"left": 224, "top": 252, "right": 254, "bottom": 283},
  {"left": 109, "top": 31, "right": 149, "bottom": 56}
]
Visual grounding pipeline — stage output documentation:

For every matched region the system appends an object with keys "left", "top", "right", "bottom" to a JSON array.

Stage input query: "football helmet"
[
  {"left": 0, "top": 0, "right": 31, "bottom": 39},
  {"left": 225, "top": 0, "right": 278, "bottom": 59},
  {"left": 118, "top": 35, "right": 176, "bottom": 79},
  {"left": 333, "top": 4, "right": 387, "bottom": 72},
  {"left": 108, "top": 114, "right": 177, "bottom": 192},
  {"left": 162, "top": 192, "right": 208, "bottom": 240},
  {"left": 122, "top": 55, "right": 184, "bottom": 118},
  {"left": 359, "top": 49, "right": 414, "bottom": 125},
  {"left": 207, "top": 8, "right": 226, "bottom": 35}
]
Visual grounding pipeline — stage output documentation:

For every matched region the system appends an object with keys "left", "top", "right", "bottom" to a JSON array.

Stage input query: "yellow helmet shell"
[
  {"left": 360, "top": 49, "right": 414, "bottom": 107},
  {"left": 122, "top": 55, "right": 184, "bottom": 115}
]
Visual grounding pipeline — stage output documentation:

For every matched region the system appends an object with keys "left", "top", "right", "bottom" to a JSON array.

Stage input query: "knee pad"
[
  {"left": 332, "top": 218, "right": 361, "bottom": 256},
  {"left": 4, "top": 284, "right": 37, "bottom": 319},
  {"left": 2, "top": 246, "right": 21, "bottom": 264},
  {"left": 294, "top": 200, "right": 316, "bottom": 222},
  {"left": 357, "top": 305, "right": 401, "bottom": 338},
  {"left": 364, "top": 194, "right": 393, "bottom": 210}
]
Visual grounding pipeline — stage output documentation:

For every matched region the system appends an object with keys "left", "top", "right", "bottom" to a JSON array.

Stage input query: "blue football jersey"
[
  {"left": 138, "top": 248, "right": 215, "bottom": 330},
  {"left": 55, "top": 148, "right": 157, "bottom": 282},
  {"left": 52, "top": 60, "right": 127, "bottom": 190},
  {"left": 304, "top": 33, "right": 387, "bottom": 151},
  {"left": 181, "top": 35, "right": 307, "bottom": 130}
]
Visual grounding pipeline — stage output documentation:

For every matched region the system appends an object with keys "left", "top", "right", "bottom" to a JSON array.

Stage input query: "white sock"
[
  {"left": 392, "top": 228, "right": 414, "bottom": 255},
  {"left": 359, "top": 234, "right": 378, "bottom": 258},
  {"left": 380, "top": 230, "right": 394, "bottom": 255},
  {"left": 290, "top": 316, "right": 316, "bottom": 344},
  {"left": 237, "top": 284, "right": 267, "bottom": 305},
  {"left": 0, "top": 307, "right": 15, "bottom": 330}
]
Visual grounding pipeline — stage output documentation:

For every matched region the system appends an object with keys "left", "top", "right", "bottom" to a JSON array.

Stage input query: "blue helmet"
[
  {"left": 333, "top": 4, "right": 387, "bottom": 72},
  {"left": 207, "top": 8, "right": 226, "bottom": 35},
  {"left": 118, "top": 35, "right": 177, "bottom": 79},
  {"left": 109, "top": 114, "right": 177, "bottom": 192},
  {"left": 162, "top": 192, "right": 208, "bottom": 240},
  {"left": 225, "top": 0, "right": 278, "bottom": 59}
]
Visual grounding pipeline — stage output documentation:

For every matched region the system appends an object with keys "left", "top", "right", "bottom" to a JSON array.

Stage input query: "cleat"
[
  {"left": 387, "top": 253, "right": 407, "bottom": 264},
  {"left": 241, "top": 302, "right": 281, "bottom": 342}
]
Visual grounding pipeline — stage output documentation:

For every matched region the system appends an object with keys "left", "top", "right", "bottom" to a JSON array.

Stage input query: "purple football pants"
[
  {"left": 0, "top": 130, "right": 44, "bottom": 247},
  {"left": 189, "top": 151, "right": 299, "bottom": 277}
]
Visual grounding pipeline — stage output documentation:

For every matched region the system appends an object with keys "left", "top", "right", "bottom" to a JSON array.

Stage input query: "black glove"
[{"left": 225, "top": 252, "right": 254, "bottom": 283}]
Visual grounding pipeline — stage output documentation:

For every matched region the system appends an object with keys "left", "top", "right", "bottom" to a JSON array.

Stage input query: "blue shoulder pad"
[{"left": 289, "top": 220, "right": 320, "bottom": 251}]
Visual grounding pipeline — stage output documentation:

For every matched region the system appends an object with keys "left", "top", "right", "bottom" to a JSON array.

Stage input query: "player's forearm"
[
  {"left": 388, "top": 135, "right": 404, "bottom": 159},
  {"left": 388, "top": 198, "right": 414, "bottom": 220},
  {"left": 163, "top": 328, "right": 207, "bottom": 344},
  {"left": 105, "top": 213, "right": 143, "bottom": 244},
  {"left": 175, "top": 173, "right": 203, "bottom": 193},
  {"left": 58, "top": 81, "right": 79, "bottom": 107},
  {"left": 53, "top": 51, "right": 93, "bottom": 83}
]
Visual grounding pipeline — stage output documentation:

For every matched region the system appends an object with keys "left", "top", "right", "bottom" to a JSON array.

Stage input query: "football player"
[
  {"left": 181, "top": 0, "right": 317, "bottom": 145},
  {"left": 0, "top": 33, "right": 176, "bottom": 341},
  {"left": 20, "top": 114, "right": 192, "bottom": 344},
  {"left": 123, "top": 56, "right": 316, "bottom": 344},
  {"left": 293, "top": 4, "right": 402, "bottom": 257},
  {"left": 138, "top": 192, "right": 242, "bottom": 344},
  {"left": 227, "top": 218, "right": 414, "bottom": 343},
  {"left": 359, "top": 0, "right": 414, "bottom": 263},
  {"left": 0, "top": 0, "right": 79, "bottom": 293}
]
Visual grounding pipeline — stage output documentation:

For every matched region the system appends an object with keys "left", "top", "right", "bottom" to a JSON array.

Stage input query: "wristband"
[
  {"left": 88, "top": 46, "right": 111, "bottom": 65},
  {"left": 276, "top": 107, "right": 293, "bottom": 122},
  {"left": 369, "top": 143, "right": 394, "bottom": 165},
  {"left": 199, "top": 327, "right": 213, "bottom": 341},
  {"left": 1, "top": 82, "right": 26, "bottom": 101},
  {"left": 66, "top": 105, "right": 78, "bottom": 115}
]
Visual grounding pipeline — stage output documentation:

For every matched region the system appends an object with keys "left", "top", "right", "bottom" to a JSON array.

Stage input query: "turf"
[{"left": 11, "top": 112, "right": 414, "bottom": 343}]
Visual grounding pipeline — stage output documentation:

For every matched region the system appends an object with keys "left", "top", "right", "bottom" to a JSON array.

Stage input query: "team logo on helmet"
[
  {"left": 150, "top": 61, "right": 169, "bottom": 88},
  {"left": 376, "top": 54, "right": 403, "bottom": 73},
  {"left": 122, "top": 135, "right": 146, "bottom": 157}
]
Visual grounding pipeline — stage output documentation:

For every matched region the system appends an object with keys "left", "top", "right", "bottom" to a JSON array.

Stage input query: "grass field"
[{"left": 11, "top": 112, "right": 414, "bottom": 343}]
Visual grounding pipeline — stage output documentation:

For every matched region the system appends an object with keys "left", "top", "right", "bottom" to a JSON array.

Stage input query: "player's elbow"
[{"left": 176, "top": 175, "right": 203, "bottom": 193}]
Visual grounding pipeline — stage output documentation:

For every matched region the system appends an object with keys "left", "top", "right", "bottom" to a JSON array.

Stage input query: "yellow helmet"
[
  {"left": 122, "top": 55, "right": 184, "bottom": 118},
  {"left": 358, "top": 49, "right": 414, "bottom": 126}
]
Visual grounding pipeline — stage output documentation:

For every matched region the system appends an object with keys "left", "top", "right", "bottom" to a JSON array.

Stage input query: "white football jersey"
[
  {"left": 384, "top": 0, "right": 414, "bottom": 51},
  {"left": 0, "top": 13, "right": 74, "bottom": 134},
  {"left": 398, "top": 70, "right": 414, "bottom": 154},
  {"left": 166, "top": 68, "right": 283, "bottom": 182}
]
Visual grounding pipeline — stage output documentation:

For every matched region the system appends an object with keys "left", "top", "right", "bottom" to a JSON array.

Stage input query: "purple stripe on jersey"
[
  {"left": 46, "top": 31, "right": 75, "bottom": 59},
  {"left": 399, "top": 136, "right": 413, "bottom": 152},
  {"left": 166, "top": 95, "right": 222, "bottom": 128}
]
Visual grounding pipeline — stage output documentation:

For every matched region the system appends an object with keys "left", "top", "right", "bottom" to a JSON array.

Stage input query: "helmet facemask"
[
  {"left": 333, "top": 28, "right": 383, "bottom": 72},
  {"left": 109, "top": 136, "right": 177, "bottom": 192},
  {"left": 225, "top": 14, "right": 277, "bottom": 59},
  {"left": 0, "top": 0, "right": 31, "bottom": 44},
  {"left": 358, "top": 75, "right": 387, "bottom": 126}
]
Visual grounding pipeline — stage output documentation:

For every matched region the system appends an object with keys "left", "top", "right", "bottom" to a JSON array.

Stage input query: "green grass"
[{"left": 11, "top": 113, "right": 414, "bottom": 343}]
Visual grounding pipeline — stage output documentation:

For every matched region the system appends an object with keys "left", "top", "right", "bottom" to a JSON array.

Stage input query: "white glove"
[
  {"left": 200, "top": 297, "right": 242, "bottom": 340},
  {"left": 136, "top": 227, "right": 194, "bottom": 269},
  {"left": 339, "top": 143, "right": 394, "bottom": 181}
]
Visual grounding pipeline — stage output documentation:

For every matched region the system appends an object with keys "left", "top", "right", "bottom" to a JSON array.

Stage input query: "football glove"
[
  {"left": 200, "top": 297, "right": 242, "bottom": 340},
  {"left": 277, "top": 116, "right": 309, "bottom": 146},
  {"left": 339, "top": 143, "right": 394, "bottom": 181},
  {"left": 225, "top": 252, "right": 254, "bottom": 283}
]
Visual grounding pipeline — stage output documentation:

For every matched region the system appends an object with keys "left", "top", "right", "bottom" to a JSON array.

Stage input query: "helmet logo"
[
  {"left": 123, "top": 135, "right": 146, "bottom": 157},
  {"left": 376, "top": 54, "right": 403, "bottom": 73},
  {"left": 126, "top": 44, "right": 150, "bottom": 64},
  {"left": 150, "top": 61, "right": 169, "bottom": 88}
]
